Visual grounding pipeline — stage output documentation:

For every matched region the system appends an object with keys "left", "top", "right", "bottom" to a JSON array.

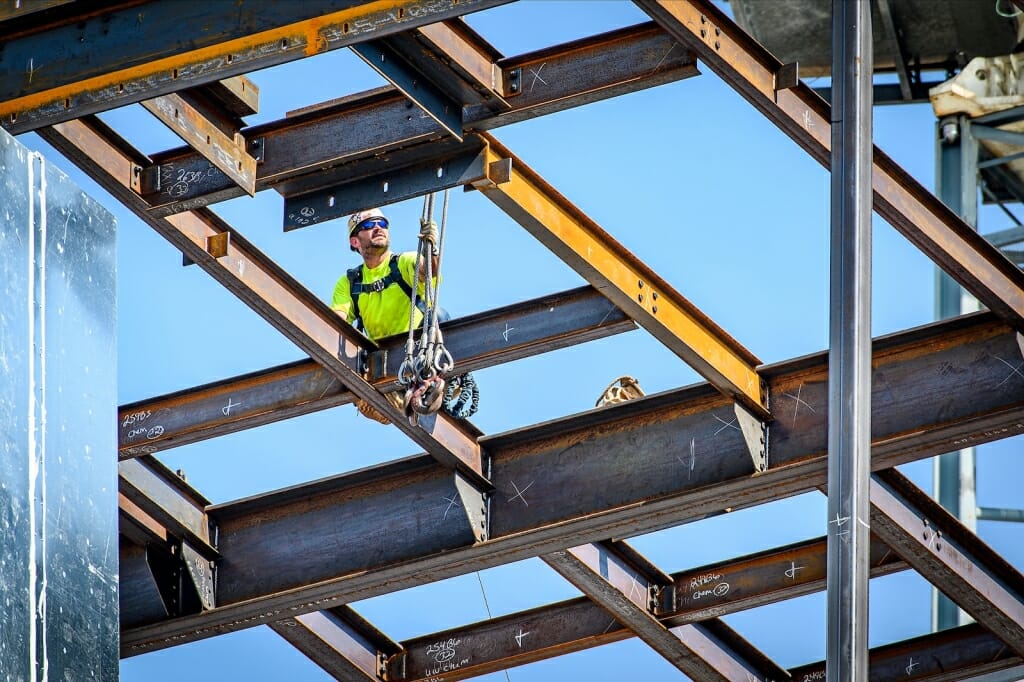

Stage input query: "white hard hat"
[
  {"left": 348, "top": 208, "right": 388, "bottom": 236},
  {"left": 347, "top": 208, "right": 388, "bottom": 251}
]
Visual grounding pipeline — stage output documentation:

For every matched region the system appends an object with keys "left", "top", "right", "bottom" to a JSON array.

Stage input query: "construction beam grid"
[{"left": 1, "top": 0, "right": 1021, "bottom": 680}]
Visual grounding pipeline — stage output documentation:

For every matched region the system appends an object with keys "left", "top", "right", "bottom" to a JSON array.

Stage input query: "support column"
[
  {"left": 933, "top": 113, "right": 980, "bottom": 631},
  {"left": 0, "top": 128, "right": 118, "bottom": 679},
  {"left": 826, "top": 1, "right": 872, "bottom": 680}
]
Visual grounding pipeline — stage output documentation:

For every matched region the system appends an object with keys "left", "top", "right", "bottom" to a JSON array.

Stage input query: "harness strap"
[{"left": 347, "top": 254, "right": 423, "bottom": 329}]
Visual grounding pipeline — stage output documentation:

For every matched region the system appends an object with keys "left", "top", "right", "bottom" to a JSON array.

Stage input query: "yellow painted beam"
[
  {"left": 473, "top": 133, "right": 768, "bottom": 417},
  {"left": 0, "top": 0, "right": 509, "bottom": 133}
]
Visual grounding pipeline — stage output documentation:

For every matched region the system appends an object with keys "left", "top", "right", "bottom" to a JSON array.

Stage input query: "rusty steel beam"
[
  {"left": 270, "top": 536, "right": 903, "bottom": 681},
  {"left": 415, "top": 20, "right": 508, "bottom": 109},
  {"left": 119, "top": 312, "right": 1024, "bottom": 655},
  {"left": 141, "top": 90, "right": 259, "bottom": 196},
  {"left": 634, "top": 0, "right": 1024, "bottom": 330},
  {"left": 128, "top": 23, "right": 697, "bottom": 216},
  {"left": 270, "top": 605, "right": 401, "bottom": 682},
  {"left": 473, "top": 132, "right": 767, "bottom": 418},
  {"left": 0, "top": 0, "right": 513, "bottom": 134},
  {"left": 870, "top": 469, "right": 1024, "bottom": 656},
  {"left": 118, "top": 456, "right": 216, "bottom": 557},
  {"left": 40, "top": 116, "right": 490, "bottom": 489},
  {"left": 789, "top": 623, "right": 1023, "bottom": 681},
  {"left": 118, "top": 285, "right": 633, "bottom": 459},
  {"left": 542, "top": 542, "right": 787, "bottom": 681}
]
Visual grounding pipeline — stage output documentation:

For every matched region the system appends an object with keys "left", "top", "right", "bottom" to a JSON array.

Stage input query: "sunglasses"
[{"left": 356, "top": 218, "right": 389, "bottom": 232}]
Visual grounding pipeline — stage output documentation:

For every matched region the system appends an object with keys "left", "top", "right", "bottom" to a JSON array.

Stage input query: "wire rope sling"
[{"left": 397, "top": 190, "right": 480, "bottom": 422}]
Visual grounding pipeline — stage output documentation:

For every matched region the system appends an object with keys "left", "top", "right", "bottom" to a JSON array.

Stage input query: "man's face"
[{"left": 350, "top": 220, "right": 390, "bottom": 256}]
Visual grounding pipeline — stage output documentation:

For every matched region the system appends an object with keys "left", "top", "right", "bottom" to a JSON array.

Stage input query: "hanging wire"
[{"left": 476, "top": 572, "right": 512, "bottom": 682}]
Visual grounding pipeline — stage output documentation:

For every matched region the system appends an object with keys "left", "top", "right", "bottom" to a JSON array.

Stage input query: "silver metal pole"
[
  {"left": 933, "top": 114, "right": 981, "bottom": 631},
  {"left": 826, "top": 1, "right": 872, "bottom": 680}
]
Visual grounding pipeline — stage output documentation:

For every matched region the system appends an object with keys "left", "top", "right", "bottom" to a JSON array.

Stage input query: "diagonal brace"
[{"left": 869, "top": 468, "right": 1024, "bottom": 656}]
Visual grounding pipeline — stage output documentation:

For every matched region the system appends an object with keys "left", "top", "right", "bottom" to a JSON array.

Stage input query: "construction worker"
[{"left": 331, "top": 207, "right": 441, "bottom": 342}]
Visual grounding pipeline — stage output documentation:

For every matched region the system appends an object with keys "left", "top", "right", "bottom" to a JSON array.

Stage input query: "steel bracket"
[
  {"left": 180, "top": 541, "right": 216, "bottom": 611},
  {"left": 455, "top": 471, "right": 489, "bottom": 542},
  {"left": 132, "top": 164, "right": 161, "bottom": 195},
  {"left": 775, "top": 62, "right": 799, "bottom": 92},
  {"left": 468, "top": 157, "right": 512, "bottom": 190},
  {"left": 367, "top": 349, "right": 389, "bottom": 380},
  {"left": 506, "top": 67, "right": 522, "bottom": 96},
  {"left": 382, "top": 650, "right": 407, "bottom": 681},
  {"left": 734, "top": 402, "right": 767, "bottom": 474},
  {"left": 648, "top": 582, "right": 676, "bottom": 616},
  {"left": 249, "top": 136, "right": 266, "bottom": 164}
]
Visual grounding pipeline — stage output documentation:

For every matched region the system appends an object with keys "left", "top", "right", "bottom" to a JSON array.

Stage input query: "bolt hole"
[
  {"left": 237, "top": 161, "right": 242, "bottom": 171},
  {"left": 172, "top": 68, "right": 178, "bottom": 79},
  {"left": 118, "top": 83, "right": 124, "bottom": 93},
  {"left": 174, "top": 108, "right": 179, "bottom": 118},
  {"left": 976, "top": 70, "right": 987, "bottom": 80},
  {"left": 398, "top": 7, "right": 405, "bottom": 18},
  {"left": 10, "top": 113, "right": 16, "bottom": 123},
  {"left": 383, "top": 181, "right": 389, "bottom": 193},
  {"left": 638, "top": 293, "right": 644, "bottom": 303},
  {"left": 328, "top": 196, "right": 335, "bottom": 208},
  {"left": 226, "top": 54, "right": 234, "bottom": 64},
  {"left": 280, "top": 39, "right": 288, "bottom": 49},
  {"left": 436, "top": 167, "right": 444, "bottom": 178},
  {"left": 343, "top": 22, "right": 350, "bottom": 33},
  {"left": 205, "top": 135, "right": 211, "bottom": 145},
  {"left": 63, "top": 97, "right": 71, "bottom": 109}
]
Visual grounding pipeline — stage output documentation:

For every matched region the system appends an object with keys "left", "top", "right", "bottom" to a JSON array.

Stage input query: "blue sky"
[{"left": 21, "top": 1, "right": 1024, "bottom": 679}]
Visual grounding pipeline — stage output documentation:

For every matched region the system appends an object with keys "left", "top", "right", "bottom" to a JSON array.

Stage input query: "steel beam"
[
  {"left": 283, "top": 138, "right": 489, "bottom": 230},
  {"left": 870, "top": 469, "right": 1024, "bottom": 656},
  {"left": 542, "top": 542, "right": 787, "bottom": 681},
  {"left": 633, "top": 0, "right": 1024, "bottom": 330},
  {"left": 415, "top": 20, "right": 508, "bottom": 109},
  {"left": 0, "top": 0, "right": 513, "bottom": 134},
  {"left": 119, "top": 312, "right": 1024, "bottom": 655},
  {"left": 128, "top": 23, "right": 697, "bottom": 216},
  {"left": 790, "top": 623, "right": 1023, "bottom": 681},
  {"left": 270, "top": 606, "right": 402, "bottom": 682},
  {"left": 351, "top": 39, "right": 465, "bottom": 140},
  {"left": 473, "top": 132, "right": 767, "bottom": 418},
  {"left": 119, "top": 285, "right": 633, "bottom": 458},
  {"left": 288, "top": 536, "right": 903, "bottom": 682},
  {"left": 826, "top": 1, "right": 873, "bottom": 678},
  {"left": 141, "top": 90, "right": 259, "bottom": 196},
  {"left": 118, "top": 457, "right": 216, "bottom": 557},
  {"left": 40, "top": 117, "right": 490, "bottom": 489}
]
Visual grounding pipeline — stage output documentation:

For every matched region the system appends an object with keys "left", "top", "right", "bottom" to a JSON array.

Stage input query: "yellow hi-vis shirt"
[{"left": 331, "top": 251, "right": 435, "bottom": 342}]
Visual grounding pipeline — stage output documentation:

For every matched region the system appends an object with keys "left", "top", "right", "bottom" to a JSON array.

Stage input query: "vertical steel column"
[
  {"left": 933, "top": 114, "right": 980, "bottom": 631},
  {"left": 0, "top": 128, "right": 119, "bottom": 680},
  {"left": 826, "top": 1, "right": 872, "bottom": 680}
]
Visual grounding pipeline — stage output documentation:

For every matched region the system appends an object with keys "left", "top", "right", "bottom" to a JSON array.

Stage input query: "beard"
[{"left": 363, "top": 233, "right": 389, "bottom": 254}]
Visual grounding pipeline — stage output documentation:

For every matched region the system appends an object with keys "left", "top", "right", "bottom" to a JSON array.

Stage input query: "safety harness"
[{"left": 345, "top": 254, "right": 425, "bottom": 332}]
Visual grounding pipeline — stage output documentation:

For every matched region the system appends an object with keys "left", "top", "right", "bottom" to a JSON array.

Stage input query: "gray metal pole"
[
  {"left": 933, "top": 114, "right": 980, "bottom": 631},
  {"left": 826, "top": 1, "right": 872, "bottom": 680}
]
